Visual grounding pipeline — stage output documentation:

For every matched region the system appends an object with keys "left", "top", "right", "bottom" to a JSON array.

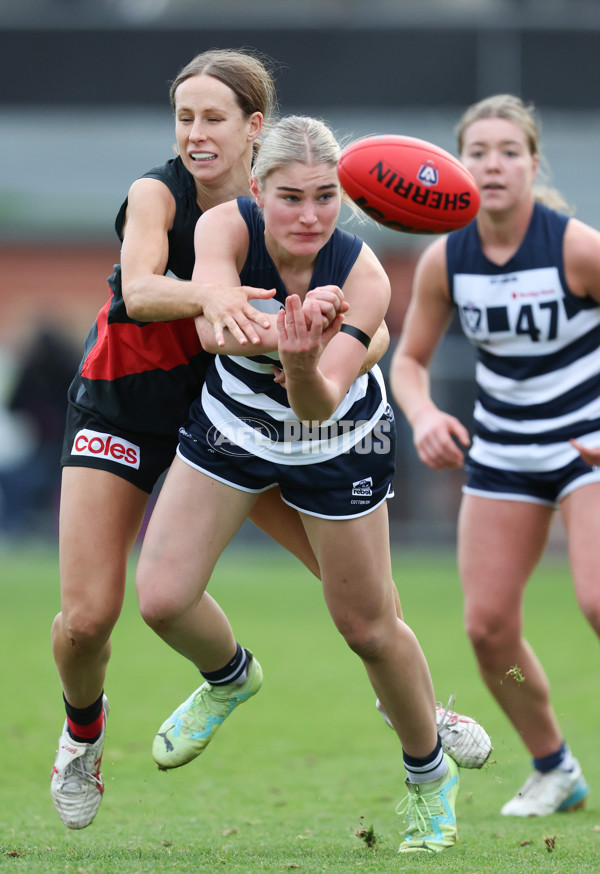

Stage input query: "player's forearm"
[
  {"left": 124, "top": 275, "right": 207, "bottom": 322},
  {"left": 285, "top": 371, "right": 340, "bottom": 424},
  {"left": 390, "top": 355, "right": 437, "bottom": 426},
  {"left": 195, "top": 315, "right": 278, "bottom": 355}
]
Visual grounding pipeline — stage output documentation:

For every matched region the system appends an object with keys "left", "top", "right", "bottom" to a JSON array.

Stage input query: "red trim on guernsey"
[
  {"left": 66, "top": 712, "right": 104, "bottom": 741},
  {"left": 81, "top": 301, "right": 203, "bottom": 381}
]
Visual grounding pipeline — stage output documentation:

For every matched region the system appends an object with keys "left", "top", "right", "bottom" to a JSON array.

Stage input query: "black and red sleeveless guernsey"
[{"left": 67, "top": 157, "right": 211, "bottom": 438}]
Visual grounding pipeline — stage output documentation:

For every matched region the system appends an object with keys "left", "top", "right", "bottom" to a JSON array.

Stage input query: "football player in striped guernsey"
[{"left": 391, "top": 94, "right": 600, "bottom": 817}]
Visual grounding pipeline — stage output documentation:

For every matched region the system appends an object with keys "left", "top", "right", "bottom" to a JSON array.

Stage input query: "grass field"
[{"left": 1, "top": 541, "right": 599, "bottom": 872}]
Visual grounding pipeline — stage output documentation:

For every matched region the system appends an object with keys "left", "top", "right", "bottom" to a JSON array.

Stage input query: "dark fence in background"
[{"left": 1, "top": 23, "right": 600, "bottom": 110}]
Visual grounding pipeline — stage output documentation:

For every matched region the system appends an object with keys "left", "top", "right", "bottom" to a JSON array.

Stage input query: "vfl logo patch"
[
  {"left": 417, "top": 161, "right": 438, "bottom": 187},
  {"left": 71, "top": 429, "right": 141, "bottom": 468},
  {"left": 460, "top": 302, "right": 482, "bottom": 333},
  {"left": 352, "top": 476, "right": 373, "bottom": 497}
]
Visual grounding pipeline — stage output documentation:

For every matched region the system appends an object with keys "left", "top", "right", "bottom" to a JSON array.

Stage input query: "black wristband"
[{"left": 339, "top": 323, "right": 371, "bottom": 349}]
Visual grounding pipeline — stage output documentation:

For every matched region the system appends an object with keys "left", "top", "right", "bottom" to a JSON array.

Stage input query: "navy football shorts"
[
  {"left": 464, "top": 455, "right": 600, "bottom": 507},
  {"left": 177, "top": 406, "right": 397, "bottom": 520},
  {"left": 61, "top": 398, "right": 177, "bottom": 494}
]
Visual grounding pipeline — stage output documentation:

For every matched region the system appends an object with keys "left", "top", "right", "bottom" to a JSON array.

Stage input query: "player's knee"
[
  {"left": 137, "top": 589, "right": 181, "bottom": 633},
  {"left": 138, "top": 596, "right": 165, "bottom": 631},
  {"left": 346, "top": 632, "right": 384, "bottom": 660},
  {"left": 465, "top": 613, "right": 517, "bottom": 667},
  {"left": 62, "top": 605, "right": 118, "bottom": 653},
  {"left": 136, "top": 559, "right": 186, "bottom": 632},
  {"left": 335, "top": 617, "right": 385, "bottom": 660}
]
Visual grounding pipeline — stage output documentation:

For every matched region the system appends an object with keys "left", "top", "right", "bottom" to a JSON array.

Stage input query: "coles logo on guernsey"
[{"left": 71, "top": 429, "right": 141, "bottom": 469}]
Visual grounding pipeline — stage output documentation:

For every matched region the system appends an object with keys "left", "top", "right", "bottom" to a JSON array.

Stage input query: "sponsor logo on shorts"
[
  {"left": 71, "top": 429, "right": 141, "bottom": 468},
  {"left": 352, "top": 476, "right": 373, "bottom": 498}
]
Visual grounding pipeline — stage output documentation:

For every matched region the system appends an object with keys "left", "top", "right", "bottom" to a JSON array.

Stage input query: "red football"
[{"left": 337, "top": 134, "right": 480, "bottom": 234}]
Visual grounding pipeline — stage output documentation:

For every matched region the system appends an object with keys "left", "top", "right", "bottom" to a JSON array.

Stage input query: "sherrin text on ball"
[{"left": 337, "top": 134, "right": 480, "bottom": 234}]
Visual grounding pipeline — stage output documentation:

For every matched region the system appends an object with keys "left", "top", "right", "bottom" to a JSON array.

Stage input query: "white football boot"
[
  {"left": 51, "top": 695, "right": 109, "bottom": 829},
  {"left": 376, "top": 694, "right": 492, "bottom": 769},
  {"left": 501, "top": 759, "right": 589, "bottom": 816}
]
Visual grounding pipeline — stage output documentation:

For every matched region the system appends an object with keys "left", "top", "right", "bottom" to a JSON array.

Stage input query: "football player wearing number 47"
[{"left": 391, "top": 93, "right": 600, "bottom": 817}]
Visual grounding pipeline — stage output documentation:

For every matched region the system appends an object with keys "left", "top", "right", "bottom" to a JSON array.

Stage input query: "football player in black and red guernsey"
[{"left": 50, "top": 48, "right": 353, "bottom": 830}]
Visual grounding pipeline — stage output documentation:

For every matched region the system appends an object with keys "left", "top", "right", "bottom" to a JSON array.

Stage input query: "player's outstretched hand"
[
  {"left": 201, "top": 285, "right": 276, "bottom": 347},
  {"left": 413, "top": 407, "right": 470, "bottom": 470}
]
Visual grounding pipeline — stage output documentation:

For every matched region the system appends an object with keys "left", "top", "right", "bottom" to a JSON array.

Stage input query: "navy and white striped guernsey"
[
  {"left": 447, "top": 201, "right": 600, "bottom": 472},
  {"left": 189, "top": 196, "right": 389, "bottom": 465}
]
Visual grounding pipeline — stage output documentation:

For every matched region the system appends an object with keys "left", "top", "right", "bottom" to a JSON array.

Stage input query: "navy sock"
[
  {"left": 533, "top": 742, "right": 571, "bottom": 773},
  {"left": 403, "top": 736, "right": 446, "bottom": 784},
  {"left": 63, "top": 692, "right": 104, "bottom": 744},
  {"left": 200, "top": 643, "right": 249, "bottom": 686}
]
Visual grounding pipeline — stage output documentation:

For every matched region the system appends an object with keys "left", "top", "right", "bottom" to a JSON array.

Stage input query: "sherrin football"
[{"left": 337, "top": 134, "right": 480, "bottom": 234}]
